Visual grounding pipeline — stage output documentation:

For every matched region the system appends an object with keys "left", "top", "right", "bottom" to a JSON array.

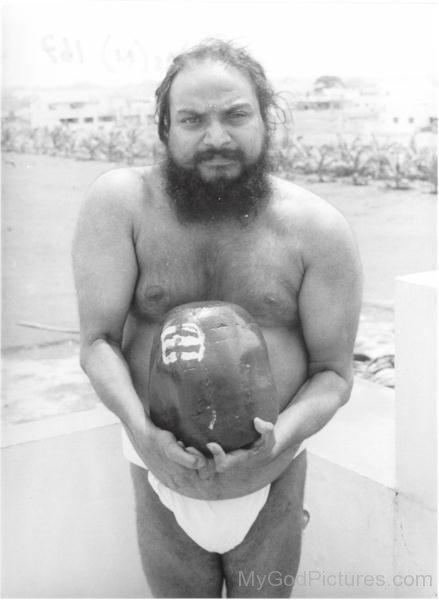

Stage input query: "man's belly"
[{"left": 123, "top": 313, "right": 308, "bottom": 414}]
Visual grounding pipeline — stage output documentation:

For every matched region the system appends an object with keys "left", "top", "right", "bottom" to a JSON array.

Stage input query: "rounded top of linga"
[{"left": 148, "top": 301, "right": 279, "bottom": 455}]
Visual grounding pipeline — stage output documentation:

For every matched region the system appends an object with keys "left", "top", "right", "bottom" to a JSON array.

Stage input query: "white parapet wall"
[
  {"left": 395, "top": 271, "right": 437, "bottom": 509},
  {"left": 394, "top": 271, "right": 437, "bottom": 598},
  {"left": 296, "top": 380, "right": 397, "bottom": 598}
]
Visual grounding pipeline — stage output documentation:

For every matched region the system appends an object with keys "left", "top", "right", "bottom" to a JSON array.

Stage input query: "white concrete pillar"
[{"left": 394, "top": 271, "right": 437, "bottom": 597}]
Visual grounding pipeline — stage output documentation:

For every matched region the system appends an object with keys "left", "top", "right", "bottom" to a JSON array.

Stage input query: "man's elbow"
[
  {"left": 79, "top": 342, "right": 93, "bottom": 374},
  {"left": 78, "top": 335, "right": 120, "bottom": 373},
  {"left": 339, "top": 373, "right": 354, "bottom": 406},
  {"left": 334, "top": 366, "right": 354, "bottom": 406},
  {"left": 309, "top": 362, "right": 354, "bottom": 406}
]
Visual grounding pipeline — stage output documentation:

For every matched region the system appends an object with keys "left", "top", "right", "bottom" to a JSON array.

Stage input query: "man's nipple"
[{"left": 145, "top": 285, "right": 166, "bottom": 302}]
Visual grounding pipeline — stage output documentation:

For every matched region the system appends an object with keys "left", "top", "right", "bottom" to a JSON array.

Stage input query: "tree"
[{"left": 314, "top": 75, "right": 345, "bottom": 90}]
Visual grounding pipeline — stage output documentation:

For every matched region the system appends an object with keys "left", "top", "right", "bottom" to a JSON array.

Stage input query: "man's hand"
[
  {"left": 127, "top": 423, "right": 218, "bottom": 499},
  {"left": 198, "top": 416, "right": 303, "bottom": 497},
  {"left": 206, "top": 417, "right": 276, "bottom": 472}
]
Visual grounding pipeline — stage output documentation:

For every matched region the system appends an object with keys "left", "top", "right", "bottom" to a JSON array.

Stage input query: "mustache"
[{"left": 193, "top": 148, "right": 245, "bottom": 163}]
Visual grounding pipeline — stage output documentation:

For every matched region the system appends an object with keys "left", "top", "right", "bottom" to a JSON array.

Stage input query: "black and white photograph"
[{"left": 1, "top": 0, "right": 437, "bottom": 597}]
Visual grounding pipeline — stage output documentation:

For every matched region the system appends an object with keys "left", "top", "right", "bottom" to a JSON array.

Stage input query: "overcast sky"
[{"left": 2, "top": 0, "right": 438, "bottom": 88}]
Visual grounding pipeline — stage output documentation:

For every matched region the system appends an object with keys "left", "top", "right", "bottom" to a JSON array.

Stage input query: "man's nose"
[{"left": 203, "top": 119, "right": 231, "bottom": 147}]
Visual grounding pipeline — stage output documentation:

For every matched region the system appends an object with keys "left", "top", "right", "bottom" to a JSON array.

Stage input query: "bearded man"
[{"left": 73, "top": 39, "right": 362, "bottom": 598}]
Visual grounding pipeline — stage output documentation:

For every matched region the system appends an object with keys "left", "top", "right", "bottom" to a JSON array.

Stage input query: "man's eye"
[
  {"left": 181, "top": 116, "right": 200, "bottom": 125},
  {"left": 228, "top": 112, "right": 247, "bottom": 120}
]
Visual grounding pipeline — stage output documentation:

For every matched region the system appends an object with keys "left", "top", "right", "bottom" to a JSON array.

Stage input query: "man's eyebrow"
[
  {"left": 224, "top": 102, "right": 253, "bottom": 111},
  {"left": 176, "top": 108, "right": 203, "bottom": 115},
  {"left": 175, "top": 102, "right": 254, "bottom": 115}
]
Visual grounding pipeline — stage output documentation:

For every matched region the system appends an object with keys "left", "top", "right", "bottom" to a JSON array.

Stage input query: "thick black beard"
[{"left": 163, "top": 148, "right": 272, "bottom": 225}]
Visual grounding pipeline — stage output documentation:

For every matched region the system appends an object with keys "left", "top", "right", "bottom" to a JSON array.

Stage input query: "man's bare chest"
[{"left": 132, "top": 222, "right": 304, "bottom": 328}]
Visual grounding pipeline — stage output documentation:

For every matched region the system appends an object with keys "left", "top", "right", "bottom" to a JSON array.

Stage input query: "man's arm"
[
  {"left": 208, "top": 204, "right": 362, "bottom": 480},
  {"left": 274, "top": 206, "right": 362, "bottom": 452},
  {"left": 72, "top": 170, "right": 209, "bottom": 492},
  {"left": 73, "top": 171, "right": 145, "bottom": 434}
]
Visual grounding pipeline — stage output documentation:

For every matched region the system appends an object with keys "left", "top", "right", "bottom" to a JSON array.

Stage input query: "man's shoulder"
[
  {"left": 87, "top": 165, "right": 156, "bottom": 206},
  {"left": 268, "top": 175, "right": 359, "bottom": 267},
  {"left": 268, "top": 175, "right": 352, "bottom": 239},
  {"left": 80, "top": 165, "right": 165, "bottom": 228}
]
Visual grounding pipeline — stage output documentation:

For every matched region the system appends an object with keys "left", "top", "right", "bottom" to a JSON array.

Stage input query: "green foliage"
[
  {"left": 270, "top": 132, "right": 437, "bottom": 191},
  {"left": 413, "top": 146, "right": 438, "bottom": 194},
  {"left": 1, "top": 121, "right": 164, "bottom": 165}
]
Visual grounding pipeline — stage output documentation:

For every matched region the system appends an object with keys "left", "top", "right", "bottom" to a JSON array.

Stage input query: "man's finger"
[
  {"left": 225, "top": 448, "right": 253, "bottom": 468},
  {"left": 206, "top": 442, "right": 229, "bottom": 472},
  {"left": 186, "top": 446, "right": 209, "bottom": 468},
  {"left": 254, "top": 417, "right": 274, "bottom": 436},
  {"left": 185, "top": 446, "right": 204, "bottom": 457},
  {"left": 166, "top": 442, "right": 205, "bottom": 469},
  {"left": 206, "top": 442, "right": 225, "bottom": 459},
  {"left": 253, "top": 418, "right": 275, "bottom": 448},
  {"left": 207, "top": 443, "right": 252, "bottom": 472},
  {"left": 186, "top": 447, "right": 215, "bottom": 480}
]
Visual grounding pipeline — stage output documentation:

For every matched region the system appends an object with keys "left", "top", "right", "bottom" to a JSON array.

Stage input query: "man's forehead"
[{"left": 169, "top": 60, "right": 259, "bottom": 112}]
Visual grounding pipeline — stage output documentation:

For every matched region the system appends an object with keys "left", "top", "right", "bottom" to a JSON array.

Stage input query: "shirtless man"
[{"left": 73, "top": 40, "right": 362, "bottom": 597}]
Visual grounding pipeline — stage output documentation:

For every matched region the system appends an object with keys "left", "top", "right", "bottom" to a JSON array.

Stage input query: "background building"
[{"left": 26, "top": 89, "right": 154, "bottom": 129}]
